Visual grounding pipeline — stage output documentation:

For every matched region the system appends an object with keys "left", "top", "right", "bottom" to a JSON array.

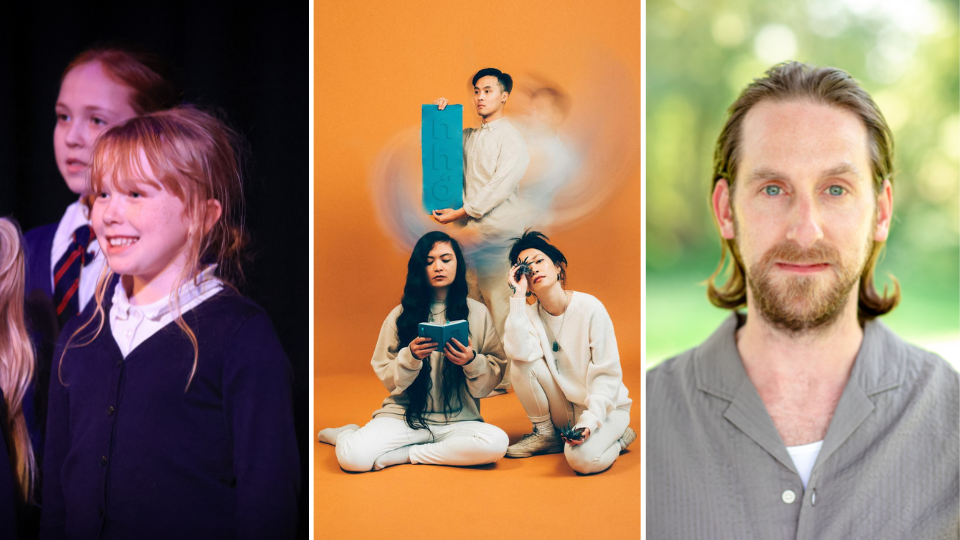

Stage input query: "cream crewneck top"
[
  {"left": 461, "top": 117, "right": 529, "bottom": 240},
  {"left": 503, "top": 291, "right": 632, "bottom": 434},
  {"left": 371, "top": 298, "right": 506, "bottom": 424}
]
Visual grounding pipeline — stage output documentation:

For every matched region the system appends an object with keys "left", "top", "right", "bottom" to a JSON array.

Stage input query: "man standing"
[
  {"left": 647, "top": 62, "right": 958, "bottom": 539},
  {"left": 435, "top": 68, "right": 530, "bottom": 390}
]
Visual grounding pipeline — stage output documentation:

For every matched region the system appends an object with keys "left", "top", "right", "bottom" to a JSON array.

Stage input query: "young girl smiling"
[{"left": 40, "top": 108, "right": 299, "bottom": 539}]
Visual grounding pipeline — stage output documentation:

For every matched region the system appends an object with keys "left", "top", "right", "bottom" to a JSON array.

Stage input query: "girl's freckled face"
[{"left": 91, "top": 149, "right": 194, "bottom": 293}]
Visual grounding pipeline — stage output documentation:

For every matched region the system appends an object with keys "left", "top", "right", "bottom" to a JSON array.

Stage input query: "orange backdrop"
[
  {"left": 315, "top": 0, "right": 643, "bottom": 376},
  {"left": 314, "top": 3, "right": 644, "bottom": 537}
]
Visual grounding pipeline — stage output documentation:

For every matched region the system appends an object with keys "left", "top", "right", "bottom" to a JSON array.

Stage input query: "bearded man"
[{"left": 646, "top": 62, "right": 959, "bottom": 540}]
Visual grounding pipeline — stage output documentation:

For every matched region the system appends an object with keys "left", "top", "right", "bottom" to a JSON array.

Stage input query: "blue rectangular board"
[{"left": 421, "top": 104, "right": 464, "bottom": 213}]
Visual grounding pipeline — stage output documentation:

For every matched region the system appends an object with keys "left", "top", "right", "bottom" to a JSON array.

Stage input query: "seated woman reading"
[{"left": 318, "top": 231, "right": 509, "bottom": 471}]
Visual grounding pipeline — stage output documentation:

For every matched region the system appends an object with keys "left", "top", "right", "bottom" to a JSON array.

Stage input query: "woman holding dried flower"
[
  {"left": 317, "top": 231, "right": 509, "bottom": 471},
  {"left": 503, "top": 230, "right": 635, "bottom": 474}
]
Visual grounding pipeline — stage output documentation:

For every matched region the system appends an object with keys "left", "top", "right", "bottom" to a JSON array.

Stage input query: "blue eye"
[
  {"left": 764, "top": 185, "right": 782, "bottom": 196},
  {"left": 92, "top": 117, "right": 107, "bottom": 126},
  {"left": 828, "top": 185, "right": 845, "bottom": 196}
]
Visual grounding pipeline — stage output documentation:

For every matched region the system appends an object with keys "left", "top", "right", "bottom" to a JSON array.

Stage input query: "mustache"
[{"left": 761, "top": 242, "right": 840, "bottom": 266}]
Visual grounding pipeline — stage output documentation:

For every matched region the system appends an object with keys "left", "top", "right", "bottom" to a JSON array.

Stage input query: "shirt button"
[
  {"left": 125, "top": 330, "right": 133, "bottom": 338},
  {"left": 811, "top": 489, "right": 817, "bottom": 506},
  {"left": 107, "top": 406, "right": 115, "bottom": 416},
  {"left": 781, "top": 489, "right": 796, "bottom": 504},
  {"left": 100, "top": 456, "right": 108, "bottom": 467}
]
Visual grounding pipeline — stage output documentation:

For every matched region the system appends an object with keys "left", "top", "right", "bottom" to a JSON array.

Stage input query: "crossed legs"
[{"left": 333, "top": 417, "right": 508, "bottom": 473}]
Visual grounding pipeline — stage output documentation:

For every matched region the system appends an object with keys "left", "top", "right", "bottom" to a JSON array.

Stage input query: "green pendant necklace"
[{"left": 538, "top": 292, "right": 570, "bottom": 373}]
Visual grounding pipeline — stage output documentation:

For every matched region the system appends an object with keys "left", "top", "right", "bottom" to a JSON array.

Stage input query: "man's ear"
[
  {"left": 713, "top": 179, "right": 735, "bottom": 239},
  {"left": 502, "top": 91, "right": 509, "bottom": 103},
  {"left": 874, "top": 179, "right": 893, "bottom": 242}
]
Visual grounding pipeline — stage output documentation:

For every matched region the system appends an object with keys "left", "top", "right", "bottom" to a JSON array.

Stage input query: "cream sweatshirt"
[
  {"left": 503, "top": 292, "right": 632, "bottom": 434},
  {"left": 371, "top": 298, "right": 506, "bottom": 424}
]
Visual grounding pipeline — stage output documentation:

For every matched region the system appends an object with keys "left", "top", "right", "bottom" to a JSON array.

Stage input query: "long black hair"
[{"left": 395, "top": 231, "right": 470, "bottom": 430}]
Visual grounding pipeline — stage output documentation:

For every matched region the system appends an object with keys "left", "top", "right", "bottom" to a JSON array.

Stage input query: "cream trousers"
[{"left": 335, "top": 416, "right": 508, "bottom": 472}]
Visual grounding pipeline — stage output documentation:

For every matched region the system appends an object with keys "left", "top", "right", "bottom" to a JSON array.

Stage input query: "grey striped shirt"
[{"left": 647, "top": 314, "right": 959, "bottom": 540}]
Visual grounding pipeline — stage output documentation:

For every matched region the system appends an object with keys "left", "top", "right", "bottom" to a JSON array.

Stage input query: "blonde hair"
[
  {"left": 63, "top": 107, "right": 246, "bottom": 390},
  {"left": 0, "top": 219, "right": 37, "bottom": 502}
]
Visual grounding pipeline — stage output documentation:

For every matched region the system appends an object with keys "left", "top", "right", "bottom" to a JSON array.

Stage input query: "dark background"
[{"left": 0, "top": 3, "right": 309, "bottom": 536}]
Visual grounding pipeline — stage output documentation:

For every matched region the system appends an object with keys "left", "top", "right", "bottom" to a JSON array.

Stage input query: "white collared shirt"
[
  {"left": 51, "top": 201, "right": 107, "bottom": 311},
  {"left": 462, "top": 117, "right": 530, "bottom": 239},
  {"left": 109, "top": 266, "right": 224, "bottom": 358}
]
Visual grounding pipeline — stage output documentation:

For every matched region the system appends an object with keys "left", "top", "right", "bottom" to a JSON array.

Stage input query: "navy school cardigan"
[
  {"left": 22, "top": 222, "right": 60, "bottom": 469},
  {"left": 39, "top": 287, "right": 300, "bottom": 539}
]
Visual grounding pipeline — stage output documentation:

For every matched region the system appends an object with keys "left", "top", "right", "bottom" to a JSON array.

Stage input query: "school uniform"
[
  {"left": 24, "top": 202, "right": 106, "bottom": 318},
  {"left": 39, "top": 281, "right": 300, "bottom": 540},
  {"left": 23, "top": 202, "right": 106, "bottom": 468}
]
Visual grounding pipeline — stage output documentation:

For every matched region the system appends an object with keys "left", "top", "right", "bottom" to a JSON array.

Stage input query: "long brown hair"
[
  {"left": 63, "top": 107, "right": 247, "bottom": 390},
  {"left": 707, "top": 61, "right": 899, "bottom": 320},
  {"left": 0, "top": 219, "right": 36, "bottom": 502}
]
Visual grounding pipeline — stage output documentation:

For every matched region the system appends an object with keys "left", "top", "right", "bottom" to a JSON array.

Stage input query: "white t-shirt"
[{"left": 786, "top": 440, "right": 823, "bottom": 489}]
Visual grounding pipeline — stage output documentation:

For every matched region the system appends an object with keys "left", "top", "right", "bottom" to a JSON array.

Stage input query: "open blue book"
[
  {"left": 418, "top": 320, "right": 468, "bottom": 349},
  {"left": 421, "top": 104, "right": 464, "bottom": 213}
]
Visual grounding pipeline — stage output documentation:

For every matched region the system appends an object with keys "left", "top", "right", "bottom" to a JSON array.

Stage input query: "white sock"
[
  {"left": 317, "top": 424, "right": 359, "bottom": 446},
  {"left": 373, "top": 446, "right": 411, "bottom": 470},
  {"left": 534, "top": 420, "right": 555, "bottom": 436},
  {"left": 617, "top": 427, "right": 636, "bottom": 452}
]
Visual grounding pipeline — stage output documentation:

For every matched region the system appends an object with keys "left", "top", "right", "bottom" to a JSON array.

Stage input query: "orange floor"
[{"left": 314, "top": 369, "right": 642, "bottom": 539}]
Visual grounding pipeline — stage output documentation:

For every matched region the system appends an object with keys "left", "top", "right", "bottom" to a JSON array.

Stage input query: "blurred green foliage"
[{"left": 646, "top": 0, "right": 960, "bottom": 368}]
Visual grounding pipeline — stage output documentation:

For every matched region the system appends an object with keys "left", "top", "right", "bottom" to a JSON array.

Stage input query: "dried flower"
[
  {"left": 558, "top": 422, "right": 585, "bottom": 442},
  {"left": 514, "top": 256, "right": 534, "bottom": 282}
]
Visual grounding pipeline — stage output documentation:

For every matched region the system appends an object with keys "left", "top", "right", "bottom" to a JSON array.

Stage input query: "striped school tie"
[{"left": 53, "top": 224, "right": 97, "bottom": 327}]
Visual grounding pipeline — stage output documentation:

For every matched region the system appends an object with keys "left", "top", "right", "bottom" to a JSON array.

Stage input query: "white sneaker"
[
  {"left": 506, "top": 429, "right": 564, "bottom": 458},
  {"left": 618, "top": 427, "right": 637, "bottom": 452}
]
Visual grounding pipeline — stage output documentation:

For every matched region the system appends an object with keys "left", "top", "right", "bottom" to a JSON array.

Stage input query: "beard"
[{"left": 745, "top": 241, "right": 868, "bottom": 334}]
